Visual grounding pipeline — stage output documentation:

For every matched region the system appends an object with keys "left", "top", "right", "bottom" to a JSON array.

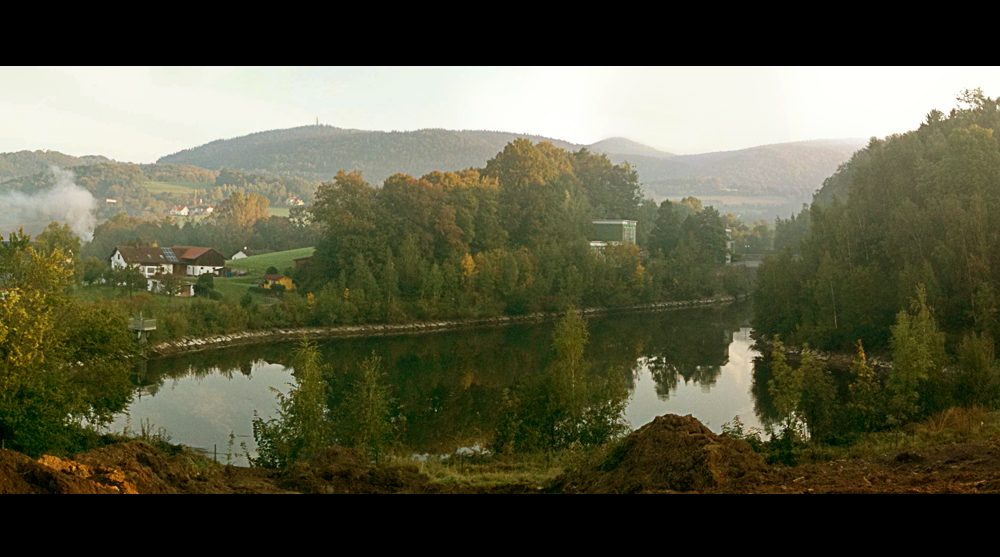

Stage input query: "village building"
[
  {"left": 170, "top": 205, "right": 190, "bottom": 217},
  {"left": 262, "top": 275, "right": 295, "bottom": 291},
  {"left": 230, "top": 248, "right": 256, "bottom": 260},
  {"left": 293, "top": 255, "right": 312, "bottom": 272},
  {"left": 589, "top": 220, "right": 638, "bottom": 252},
  {"left": 172, "top": 246, "right": 227, "bottom": 276},
  {"left": 109, "top": 245, "right": 227, "bottom": 295}
]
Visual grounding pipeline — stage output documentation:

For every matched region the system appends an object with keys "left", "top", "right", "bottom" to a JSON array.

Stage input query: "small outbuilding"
[{"left": 262, "top": 275, "right": 295, "bottom": 291}]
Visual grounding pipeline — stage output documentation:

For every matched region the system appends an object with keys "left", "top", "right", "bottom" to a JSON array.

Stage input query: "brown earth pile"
[
  {"left": 0, "top": 441, "right": 293, "bottom": 494},
  {"left": 552, "top": 414, "right": 769, "bottom": 493},
  {"left": 0, "top": 450, "right": 138, "bottom": 494}
]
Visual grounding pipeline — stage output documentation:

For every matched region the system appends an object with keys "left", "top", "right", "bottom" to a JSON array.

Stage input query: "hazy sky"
[{"left": 2, "top": 66, "right": 999, "bottom": 163}]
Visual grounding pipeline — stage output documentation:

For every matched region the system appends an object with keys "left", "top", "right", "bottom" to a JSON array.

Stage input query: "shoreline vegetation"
[
  {"left": 4, "top": 406, "right": 999, "bottom": 494},
  {"left": 146, "top": 294, "right": 742, "bottom": 358}
]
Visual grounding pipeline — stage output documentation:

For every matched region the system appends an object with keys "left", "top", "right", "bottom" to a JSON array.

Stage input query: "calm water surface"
[{"left": 111, "top": 301, "right": 766, "bottom": 466}]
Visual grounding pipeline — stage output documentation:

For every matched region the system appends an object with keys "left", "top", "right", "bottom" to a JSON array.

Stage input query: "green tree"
[
  {"left": 848, "top": 340, "right": 886, "bottom": 432},
  {"left": 251, "top": 340, "right": 334, "bottom": 468},
  {"left": 768, "top": 336, "right": 804, "bottom": 434},
  {"left": 341, "top": 352, "right": 397, "bottom": 463},
  {"left": 887, "top": 284, "right": 948, "bottom": 424},
  {"left": 648, "top": 200, "right": 682, "bottom": 256},
  {"left": 34, "top": 221, "right": 83, "bottom": 284},
  {"left": 954, "top": 331, "right": 1000, "bottom": 409}
]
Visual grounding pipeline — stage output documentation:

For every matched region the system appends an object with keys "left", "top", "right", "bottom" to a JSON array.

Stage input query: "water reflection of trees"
[
  {"left": 133, "top": 301, "right": 753, "bottom": 453},
  {"left": 590, "top": 301, "right": 752, "bottom": 400}
]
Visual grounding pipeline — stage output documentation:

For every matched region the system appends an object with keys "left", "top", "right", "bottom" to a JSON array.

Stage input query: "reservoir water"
[{"left": 111, "top": 300, "right": 766, "bottom": 465}]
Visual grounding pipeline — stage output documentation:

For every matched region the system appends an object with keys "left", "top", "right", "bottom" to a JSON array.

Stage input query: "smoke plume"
[{"left": 0, "top": 165, "right": 97, "bottom": 241}]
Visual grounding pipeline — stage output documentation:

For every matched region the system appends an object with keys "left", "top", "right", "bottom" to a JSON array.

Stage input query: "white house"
[
  {"left": 109, "top": 245, "right": 227, "bottom": 294},
  {"left": 110, "top": 246, "right": 175, "bottom": 278},
  {"left": 170, "top": 205, "right": 190, "bottom": 217}
]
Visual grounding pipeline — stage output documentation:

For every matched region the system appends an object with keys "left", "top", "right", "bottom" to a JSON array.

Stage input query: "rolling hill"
[
  {"left": 158, "top": 126, "right": 583, "bottom": 184},
  {"left": 0, "top": 150, "right": 112, "bottom": 182},
  {"left": 157, "top": 126, "right": 864, "bottom": 205},
  {"left": 607, "top": 138, "right": 868, "bottom": 199},
  {"left": 588, "top": 137, "right": 674, "bottom": 158}
]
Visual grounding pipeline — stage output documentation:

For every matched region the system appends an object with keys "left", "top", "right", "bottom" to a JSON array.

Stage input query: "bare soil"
[
  {"left": 550, "top": 414, "right": 769, "bottom": 493},
  {"left": 728, "top": 435, "right": 1000, "bottom": 494}
]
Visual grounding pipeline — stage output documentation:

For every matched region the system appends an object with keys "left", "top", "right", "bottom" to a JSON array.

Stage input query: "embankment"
[{"left": 147, "top": 295, "right": 742, "bottom": 358}]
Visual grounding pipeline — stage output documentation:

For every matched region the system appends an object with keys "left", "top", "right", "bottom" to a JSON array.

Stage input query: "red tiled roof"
[{"left": 173, "top": 246, "right": 211, "bottom": 260}]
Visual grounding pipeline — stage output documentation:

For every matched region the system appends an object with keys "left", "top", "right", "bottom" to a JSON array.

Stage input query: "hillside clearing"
[{"left": 226, "top": 247, "right": 314, "bottom": 274}]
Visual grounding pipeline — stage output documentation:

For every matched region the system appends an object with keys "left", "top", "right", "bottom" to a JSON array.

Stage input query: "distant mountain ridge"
[
  {"left": 159, "top": 126, "right": 584, "bottom": 184},
  {"left": 588, "top": 137, "right": 674, "bottom": 158},
  {"left": 609, "top": 138, "right": 868, "bottom": 198},
  {"left": 157, "top": 125, "right": 864, "bottom": 202}
]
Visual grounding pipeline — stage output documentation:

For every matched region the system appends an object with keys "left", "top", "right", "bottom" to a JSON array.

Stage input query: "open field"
[
  {"left": 212, "top": 274, "right": 275, "bottom": 303},
  {"left": 268, "top": 207, "right": 291, "bottom": 217},
  {"left": 226, "top": 247, "right": 314, "bottom": 275}
]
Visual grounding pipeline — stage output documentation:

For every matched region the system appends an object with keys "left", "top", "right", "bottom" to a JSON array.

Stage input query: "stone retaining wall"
[{"left": 147, "top": 295, "right": 741, "bottom": 358}]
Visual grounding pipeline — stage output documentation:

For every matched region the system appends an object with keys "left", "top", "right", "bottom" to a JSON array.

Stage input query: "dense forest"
[
  {"left": 747, "top": 89, "right": 1000, "bottom": 444},
  {"left": 755, "top": 89, "right": 1000, "bottom": 352},
  {"left": 300, "top": 138, "right": 751, "bottom": 325}
]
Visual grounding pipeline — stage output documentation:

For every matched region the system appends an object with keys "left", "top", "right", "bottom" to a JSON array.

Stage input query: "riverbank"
[
  {"left": 5, "top": 411, "right": 999, "bottom": 494},
  {"left": 146, "top": 294, "right": 743, "bottom": 358},
  {"left": 751, "top": 336, "right": 893, "bottom": 371}
]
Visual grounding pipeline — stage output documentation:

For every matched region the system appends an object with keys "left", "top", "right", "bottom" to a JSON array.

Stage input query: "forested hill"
[
  {"left": 754, "top": 89, "right": 1000, "bottom": 353},
  {"left": 158, "top": 126, "right": 585, "bottom": 184},
  {"left": 614, "top": 139, "right": 867, "bottom": 199},
  {"left": 0, "top": 150, "right": 112, "bottom": 182},
  {"left": 158, "top": 125, "right": 863, "bottom": 200}
]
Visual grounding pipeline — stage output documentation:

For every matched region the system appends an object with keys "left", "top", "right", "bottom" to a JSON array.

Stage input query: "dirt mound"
[
  {"left": 0, "top": 442, "right": 293, "bottom": 494},
  {"left": 75, "top": 441, "right": 293, "bottom": 494},
  {"left": 553, "top": 414, "right": 769, "bottom": 493},
  {"left": 0, "top": 450, "right": 138, "bottom": 494},
  {"left": 73, "top": 441, "right": 185, "bottom": 493},
  {"left": 280, "top": 446, "right": 432, "bottom": 494}
]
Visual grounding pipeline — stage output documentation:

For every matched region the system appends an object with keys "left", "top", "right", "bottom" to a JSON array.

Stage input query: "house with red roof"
[{"left": 109, "top": 245, "right": 227, "bottom": 295}]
